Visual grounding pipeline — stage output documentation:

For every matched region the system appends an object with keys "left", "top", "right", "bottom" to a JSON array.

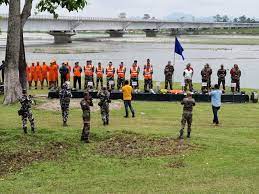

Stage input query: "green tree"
[
  {"left": 213, "top": 14, "right": 222, "bottom": 22},
  {"left": 0, "top": 0, "right": 87, "bottom": 104}
]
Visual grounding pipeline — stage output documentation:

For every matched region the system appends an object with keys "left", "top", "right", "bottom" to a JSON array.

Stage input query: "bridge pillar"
[
  {"left": 106, "top": 30, "right": 125, "bottom": 37},
  {"left": 170, "top": 28, "right": 180, "bottom": 36},
  {"left": 49, "top": 31, "right": 76, "bottom": 44},
  {"left": 143, "top": 29, "right": 159, "bottom": 37}
]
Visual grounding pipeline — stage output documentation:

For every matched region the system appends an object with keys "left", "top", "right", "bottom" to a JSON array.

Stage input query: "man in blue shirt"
[{"left": 209, "top": 84, "right": 222, "bottom": 125}]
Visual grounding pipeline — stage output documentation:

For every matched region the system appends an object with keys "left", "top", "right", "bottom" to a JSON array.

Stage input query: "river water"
[{"left": 0, "top": 33, "right": 259, "bottom": 89}]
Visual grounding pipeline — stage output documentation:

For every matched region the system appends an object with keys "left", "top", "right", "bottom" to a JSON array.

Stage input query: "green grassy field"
[{"left": 0, "top": 88, "right": 258, "bottom": 193}]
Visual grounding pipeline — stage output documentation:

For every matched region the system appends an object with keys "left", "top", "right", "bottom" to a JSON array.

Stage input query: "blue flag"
[{"left": 174, "top": 37, "right": 185, "bottom": 60}]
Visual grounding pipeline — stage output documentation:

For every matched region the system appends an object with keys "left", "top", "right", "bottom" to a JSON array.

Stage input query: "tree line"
[{"left": 213, "top": 14, "right": 257, "bottom": 23}]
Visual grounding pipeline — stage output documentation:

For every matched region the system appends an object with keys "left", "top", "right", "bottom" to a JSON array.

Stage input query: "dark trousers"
[
  {"left": 96, "top": 77, "right": 103, "bottom": 90},
  {"left": 61, "top": 75, "right": 67, "bottom": 87},
  {"left": 85, "top": 76, "right": 95, "bottom": 89},
  {"left": 107, "top": 77, "right": 115, "bottom": 90},
  {"left": 212, "top": 106, "right": 220, "bottom": 124},
  {"left": 130, "top": 77, "right": 139, "bottom": 89},
  {"left": 231, "top": 79, "right": 240, "bottom": 93},
  {"left": 218, "top": 79, "right": 226, "bottom": 90},
  {"left": 144, "top": 79, "right": 153, "bottom": 92},
  {"left": 165, "top": 77, "right": 173, "bottom": 90},
  {"left": 124, "top": 100, "right": 135, "bottom": 116},
  {"left": 117, "top": 78, "right": 125, "bottom": 90},
  {"left": 73, "top": 76, "right": 81, "bottom": 90},
  {"left": 184, "top": 79, "right": 193, "bottom": 92}
]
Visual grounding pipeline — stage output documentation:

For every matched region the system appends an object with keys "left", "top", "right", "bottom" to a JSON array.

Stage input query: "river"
[{"left": 0, "top": 33, "right": 258, "bottom": 89}]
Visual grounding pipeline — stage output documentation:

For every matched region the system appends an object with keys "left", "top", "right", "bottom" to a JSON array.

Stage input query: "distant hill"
[{"left": 165, "top": 12, "right": 214, "bottom": 22}]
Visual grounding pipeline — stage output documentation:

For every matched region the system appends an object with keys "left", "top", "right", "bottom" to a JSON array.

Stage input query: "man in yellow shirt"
[{"left": 122, "top": 80, "right": 135, "bottom": 118}]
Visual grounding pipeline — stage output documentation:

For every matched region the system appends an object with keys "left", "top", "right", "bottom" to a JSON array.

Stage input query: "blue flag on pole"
[{"left": 174, "top": 37, "right": 185, "bottom": 60}]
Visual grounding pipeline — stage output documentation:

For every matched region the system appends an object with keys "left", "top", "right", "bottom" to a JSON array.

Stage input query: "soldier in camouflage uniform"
[
  {"left": 59, "top": 82, "right": 72, "bottom": 126},
  {"left": 179, "top": 92, "right": 196, "bottom": 139},
  {"left": 80, "top": 92, "right": 93, "bottom": 143},
  {"left": 97, "top": 87, "right": 111, "bottom": 125},
  {"left": 18, "top": 89, "right": 35, "bottom": 134},
  {"left": 164, "top": 61, "right": 174, "bottom": 90}
]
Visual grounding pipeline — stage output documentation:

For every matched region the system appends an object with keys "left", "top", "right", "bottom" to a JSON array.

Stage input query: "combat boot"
[
  {"left": 31, "top": 127, "right": 35, "bottom": 133},
  {"left": 132, "top": 113, "right": 135, "bottom": 118},
  {"left": 106, "top": 119, "right": 109, "bottom": 125},
  {"left": 178, "top": 129, "right": 184, "bottom": 139},
  {"left": 63, "top": 121, "right": 68, "bottom": 127},
  {"left": 23, "top": 127, "right": 28, "bottom": 134},
  {"left": 103, "top": 120, "right": 106, "bottom": 126},
  {"left": 187, "top": 132, "right": 191, "bottom": 138}
]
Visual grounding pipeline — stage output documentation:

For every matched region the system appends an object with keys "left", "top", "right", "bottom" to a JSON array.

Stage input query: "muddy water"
[{"left": 0, "top": 33, "right": 258, "bottom": 89}]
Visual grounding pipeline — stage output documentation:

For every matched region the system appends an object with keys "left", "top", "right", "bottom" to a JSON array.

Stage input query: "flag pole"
[{"left": 173, "top": 36, "right": 176, "bottom": 65}]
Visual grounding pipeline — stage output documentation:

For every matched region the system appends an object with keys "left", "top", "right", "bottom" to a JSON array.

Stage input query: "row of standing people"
[
  {"left": 183, "top": 63, "right": 242, "bottom": 93},
  {"left": 25, "top": 59, "right": 242, "bottom": 93},
  {"left": 18, "top": 80, "right": 135, "bottom": 143}
]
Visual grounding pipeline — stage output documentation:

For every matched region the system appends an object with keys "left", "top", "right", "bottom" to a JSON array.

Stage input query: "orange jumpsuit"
[
  {"left": 42, "top": 63, "right": 49, "bottom": 81},
  {"left": 35, "top": 65, "right": 42, "bottom": 82},
  {"left": 30, "top": 64, "right": 36, "bottom": 82}
]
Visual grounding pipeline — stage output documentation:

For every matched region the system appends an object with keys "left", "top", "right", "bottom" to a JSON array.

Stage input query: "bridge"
[{"left": 1, "top": 14, "right": 259, "bottom": 43}]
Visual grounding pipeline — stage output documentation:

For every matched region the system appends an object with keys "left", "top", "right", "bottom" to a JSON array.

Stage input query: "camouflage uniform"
[
  {"left": 217, "top": 68, "right": 227, "bottom": 90},
  {"left": 59, "top": 84, "right": 72, "bottom": 125},
  {"left": 97, "top": 89, "right": 111, "bottom": 125},
  {"left": 80, "top": 94, "right": 93, "bottom": 143},
  {"left": 164, "top": 64, "right": 174, "bottom": 90},
  {"left": 18, "top": 94, "right": 35, "bottom": 133},
  {"left": 179, "top": 97, "right": 196, "bottom": 139}
]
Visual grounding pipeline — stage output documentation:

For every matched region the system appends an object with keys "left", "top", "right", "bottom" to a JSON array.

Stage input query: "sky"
[{"left": 0, "top": 0, "right": 259, "bottom": 19}]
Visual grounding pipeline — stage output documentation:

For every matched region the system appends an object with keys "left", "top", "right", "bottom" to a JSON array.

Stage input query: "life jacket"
[
  {"left": 96, "top": 66, "right": 103, "bottom": 78},
  {"left": 73, "top": 66, "right": 82, "bottom": 77},
  {"left": 144, "top": 68, "right": 152, "bottom": 80},
  {"left": 117, "top": 66, "right": 126, "bottom": 78},
  {"left": 84, "top": 65, "right": 94, "bottom": 76},
  {"left": 106, "top": 66, "right": 115, "bottom": 78},
  {"left": 130, "top": 66, "right": 139, "bottom": 78}
]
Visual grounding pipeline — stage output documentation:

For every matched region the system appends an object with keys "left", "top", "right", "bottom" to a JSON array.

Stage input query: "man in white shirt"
[{"left": 183, "top": 63, "right": 194, "bottom": 92}]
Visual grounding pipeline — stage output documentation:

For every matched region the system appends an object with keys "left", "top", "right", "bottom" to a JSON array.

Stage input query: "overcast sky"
[{"left": 0, "top": 0, "right": 258, "bottom": 19}]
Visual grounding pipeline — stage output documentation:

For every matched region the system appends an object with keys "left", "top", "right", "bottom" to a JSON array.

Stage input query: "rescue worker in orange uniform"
[
  {"left": 52, "top": 60, "right": 59, "bottom": 87},
  {"left": 117, "top": 62, "right": 126, "bottom": 90},
  {"left": 26, "top": 64, "right": 32, "bottom": 90},
  {"left": 65, "top": 62, "right": 71, "bottom": 81},
  {"left": 73, "top": 62, "right": 82, "bottom": 89},
  {"left": 29, "top": 63, "right": 36, "bottom": 89},
  {"left": 106, "top": 62, "right": 115, "bottom": 90},
  {"left": 144, "top": 58, "right": 153, "bottom": 70},
  {"left": 35, "top": 62, "right": 43, "bottom": 89},
  {"left": 84, "top": 60, "right": 95, "bottom": 89},
  {"left": 130, "top": 60, "right": 140, "bottom": 89},
  {"left": 96, "top": 62, "right": 104, "bottom": 90},
  {"left": 41, "top": 62, "right": 49, "bottom": 88},
  {"left": 48, "top": 62, "right": 57, "bottom": 89},
  {"left": 143, "top": 63, "right": 153, "bottom": 92}
]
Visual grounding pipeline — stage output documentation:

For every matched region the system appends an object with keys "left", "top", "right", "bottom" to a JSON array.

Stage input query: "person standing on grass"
[
  {"left": 209, "top": 84, "right": 222, "bottom": 125},
  {"left": 122, "top": 80, "right": 135, "bottom": 118},
  {"left": 80, "top": 92, "right": 93, "bottom": 143},
  {"left": 179, "top": 92, "right": 196, "bottom": 139}
]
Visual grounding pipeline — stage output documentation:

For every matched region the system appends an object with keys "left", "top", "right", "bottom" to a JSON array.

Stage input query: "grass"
[{"left": 0, "top": 90, "right": 258, "bottom": 193}]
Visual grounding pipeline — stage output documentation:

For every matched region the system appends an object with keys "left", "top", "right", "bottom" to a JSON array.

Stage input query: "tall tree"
[
  {"left": 3, "top": 0, "right": 21, "bottom": 104},
  {"left": 0, "top": 0, "right": 87, "bottom": 104}
]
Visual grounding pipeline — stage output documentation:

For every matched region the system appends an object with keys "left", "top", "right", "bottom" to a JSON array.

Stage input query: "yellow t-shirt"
[{"left": 122, "top": 85, "right": 133, "bottom": 100}]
